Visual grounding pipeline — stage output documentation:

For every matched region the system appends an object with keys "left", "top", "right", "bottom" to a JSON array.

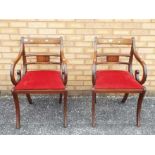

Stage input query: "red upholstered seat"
[
  {"left": 95, "top": 70, "right": 143, "bottom": 89},
  {"left": 15, "top": 70, "right": 65, "bottom": 90}
]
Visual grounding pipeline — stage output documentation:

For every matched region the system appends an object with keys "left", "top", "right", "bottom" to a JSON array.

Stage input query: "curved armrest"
[
  {"left": 92, "top": 52, "right": 97, "bottom": 86},
  {"left": 61, "top": 62, "right": 68, "bottom": 85},
  {"left": 10, "top": 51, "right": 23, "bottom": 86},
  {"left": 60, "top": 52, "right": 68, "bottom": 85},
  {"left": 61, "top": 50, "right": 68, "bottom": 64},
  {"left": 133, "top": 51, "right": 147, "bottom": 85}
]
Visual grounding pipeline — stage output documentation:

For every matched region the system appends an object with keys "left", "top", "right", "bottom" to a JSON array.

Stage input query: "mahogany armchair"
[
  {"left": 92, "top": 37, "right": 147, "bottom": 127},
  {"left": 10, "top": 37, "right": 68, "bottom": 128}
]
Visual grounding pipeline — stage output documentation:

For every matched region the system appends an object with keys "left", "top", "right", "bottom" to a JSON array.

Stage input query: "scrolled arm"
[
  {"left": 61, "top": 62, "right": 68, "bottom": 86},
  {"left": 10, "top": 51, "right": 23, "bottom": 86},
  {"left": 60, "top": 51, "right": 68, "bottom": 85},
  {"left": 92, "top": 52, "right": 97, "bottom": 86},
  {"left": 133, "top": 51, "right": 147, "bottom": 85}
]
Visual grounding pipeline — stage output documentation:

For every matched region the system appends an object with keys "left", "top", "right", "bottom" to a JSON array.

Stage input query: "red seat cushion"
[
  {"left": 15, "top": 70, "right": 65, "bottom": 90},
  {"left": 95, "top": 70, "right": 143, "bottom": 90}
]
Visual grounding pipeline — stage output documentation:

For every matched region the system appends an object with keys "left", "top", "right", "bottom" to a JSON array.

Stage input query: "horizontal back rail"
[
  {"left": 22, "top": 37, "right": 61, "bottom": 44},
  {"left": 26, "top": 62, "right": 60, "bottom": 65},
  {"left": 96, "top": 62, "right": 129, "bottom": 65},
  {"left": 97, "top": 53, "right": 130, "bottom": 57},
  {"left": 97, "top": 38, "right": 132, "bottom": 45},
  {"left": 25, "top": 53, "right": 60, "bottom": 57}
]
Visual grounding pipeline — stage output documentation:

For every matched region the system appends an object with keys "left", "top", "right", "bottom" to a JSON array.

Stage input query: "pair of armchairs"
[{"left": 10, "top": 37, "right": 147, "bottom": 129}]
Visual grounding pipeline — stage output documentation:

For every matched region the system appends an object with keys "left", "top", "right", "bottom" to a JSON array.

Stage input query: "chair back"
[
  {"left": 20, "top": 37, "right": 63, "bottom": 69},
  {"left": 94, "top": 37, "right": 135, "bottom": 72}
]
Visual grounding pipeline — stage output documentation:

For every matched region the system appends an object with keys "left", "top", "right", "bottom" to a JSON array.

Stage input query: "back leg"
[
  {"left": 92, "top": 91, "right": 96, "bottom": 127},
  {"left": 26, "top": 94, "right": 33, "bottom": 104},
  {"left": 63, "top": 92, "right": 68, "bottom": 128},
  {"left": 95, "top": 93, "right": 96, "bottom": 104},
  {"left": 121, "top": 93, "right": 129, "bottom": 103},
  {"left": 59, "top": 94, "right": 63, "bottom": 104},
  {"left": 137, "top": 90, "right": 146, "bottom": 127}
]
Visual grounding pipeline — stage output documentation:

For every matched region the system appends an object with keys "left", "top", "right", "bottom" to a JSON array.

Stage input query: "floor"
[{"left": 0, "top": 95, "right": 155, "bottom": 135}]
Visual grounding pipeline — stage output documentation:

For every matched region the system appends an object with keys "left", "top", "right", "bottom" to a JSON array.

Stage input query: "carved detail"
[
  {"left": 23, "top": 38, "right": 61, "bottom": 44},
  {"left": 106, "top": 55, "right": 119, "bottom": 62},
  {"left": 36, "top": 55, "right": 50, "bottom": 62},
  {"left": 97, "top": 38, "right": 132, "bottom": 45}
]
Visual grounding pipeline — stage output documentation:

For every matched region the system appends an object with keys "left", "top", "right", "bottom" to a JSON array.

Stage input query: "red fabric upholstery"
[
  {"left": 15, "top": 70, "right": 65, "bottom": 90},
  {"left": 95, "top": 70, "right": 143, "bottom": 89}
]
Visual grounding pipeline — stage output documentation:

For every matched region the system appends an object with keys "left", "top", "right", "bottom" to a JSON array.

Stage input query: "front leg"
[
  {"left": 12, "top": 91, "right": 20, "bottom": 129},
  {"left": 137, "top": 90, "right": 146, "bottom": 127}
]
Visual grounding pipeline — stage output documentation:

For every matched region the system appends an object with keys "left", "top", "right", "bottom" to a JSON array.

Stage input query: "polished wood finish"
[
  {"left": 137, "top": 89, "right": 146, "bottom": 127},
  {"left": 10, "top": 37, "right": 68, "bottom": 128},
  {"left": 97, "top": 38, "right": 132, "bottom": 45},
  {"left": 59, "top": 94, "right": 63, "bottom": 104},
  {"left": 26, "top": 94, "right": 33, "bottom": 104},
  {"left": 36, "top": 55, "right": 50, "bottom": 63},
  {"left": 121, "top": 93, "right": 129, "bottom": 103},
  {"left": 63, "top": 91, "right": 68, "bottom": 127},
  {"left": 26, "top": 62, "right": 60, "bottom": 65},
  {"left": 12, "top": 90, "right": 20, "bottom": 129},
  {"left": 97, "top": 53, "right": 129, "bottom": 64},
  {"left": 92, "top": 37, "right": 147, "bottom": 127},
  {"left": 92, "top": 91, "right": 96, "bottom": 127},
  {"left": 134, "top": 51, "right": 147, "bottom": 84},
  {"left": 23, "top": 38, "right": 61, "bottom": 44},
  {"left": 26, "top": 53, "right": 60, "bottom": 57},
  {"left": 106, "top": 55, "right": 119, "bottom": 62},
  {"left": 97, "top": 53, "right": 130, "bottom": 57},
  {"left": 96, "top": 62, "right": 129, "bottom": 65}
]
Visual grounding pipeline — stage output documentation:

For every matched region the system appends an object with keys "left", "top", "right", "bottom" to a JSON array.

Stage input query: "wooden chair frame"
[
  {"left": 10, "top": 37, "right": 68, "bottom": 128},
  {"left": 92, "top": 37, "right": 147, "bottom": 127}
]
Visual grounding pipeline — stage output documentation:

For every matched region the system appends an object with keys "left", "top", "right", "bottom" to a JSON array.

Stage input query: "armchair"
[
  {"left": 10, "top": 37, "right": 68, "bottom": 128},
  {"left": 92, "top": 37, "right": 147, "bottom": 127}
]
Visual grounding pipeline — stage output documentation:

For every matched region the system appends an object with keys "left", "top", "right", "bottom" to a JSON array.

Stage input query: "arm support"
[
  {"left": 133, "top": 51, "right": 147, "bottom": 85},
  {"left": 92, "top": 52, "right": 97, "bottom": 86},
  {"left": 60, "top": 51, "right": 68, "bottom": 85},
  {"left": 10, "top": 51, "right": 23, "bottom": 86}
]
